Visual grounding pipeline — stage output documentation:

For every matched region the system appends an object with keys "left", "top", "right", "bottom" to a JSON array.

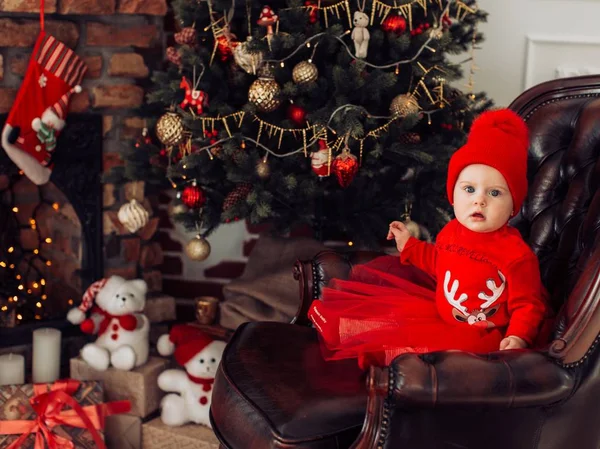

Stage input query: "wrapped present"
[
  {"left": 0, "top": 379, "right": 130, "bottom": 449},
  {"left": 70, "top": 356, "right": 170, "bottom": 418},
  {"left": 105, "top": 413, "right": 141, "bottom": 449},
  {"left": 142, "top": 417, "right": 219, "bottom": 449},
  {"left": 144, "top": 295, "right": 176, "bottom": 323}
]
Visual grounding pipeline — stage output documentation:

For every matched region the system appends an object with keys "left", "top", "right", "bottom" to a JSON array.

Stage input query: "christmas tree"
[{"left": 107, "top": 0, "right": 491, "bottom": 252}]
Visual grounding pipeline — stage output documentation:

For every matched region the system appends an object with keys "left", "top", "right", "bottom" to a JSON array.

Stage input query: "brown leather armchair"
[{"left": 211, "top": 75, "right": 600, "bottom": 449}]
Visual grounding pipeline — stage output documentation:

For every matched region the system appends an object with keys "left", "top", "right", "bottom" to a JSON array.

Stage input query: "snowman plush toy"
[
  {"left": 157, "top": 324, "right": 226, "bottom": 427},
  {"left": 67, "top": 276, "right": 150, "bottom": 371}
]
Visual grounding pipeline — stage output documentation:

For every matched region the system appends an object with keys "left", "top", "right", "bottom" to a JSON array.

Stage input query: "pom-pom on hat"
[
  {"left": 446, "top": 109, "right": 530, "bottom": 214},
  {"left": 160, "top": 324, "right": 214, "bottom": 366}
]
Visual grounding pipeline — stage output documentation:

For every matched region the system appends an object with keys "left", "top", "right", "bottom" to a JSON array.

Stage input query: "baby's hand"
[
  {"left": 499, "top": 335, "right": 527, "bottom": 350},
  {"left": 387, "top": 221, "right": 412, "bottom": 252}
]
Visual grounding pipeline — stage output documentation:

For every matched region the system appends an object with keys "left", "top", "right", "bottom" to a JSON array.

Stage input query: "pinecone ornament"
[
  {"left": 399, "top": 133, "right": 421, "bottom": 145},
  {"left": 223, "top": 183, "right": 253, "bottom": 211},
  {"left": 166, "top": 47, "right": 182, "bottom": 67},
  {"left": 175, "top": 27, "right": 197, "bottom": 46}
]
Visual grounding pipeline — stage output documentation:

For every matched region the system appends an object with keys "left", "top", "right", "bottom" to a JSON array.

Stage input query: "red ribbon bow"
[{"left": 0, "top": 379, "right": 130, "bottom": 449}]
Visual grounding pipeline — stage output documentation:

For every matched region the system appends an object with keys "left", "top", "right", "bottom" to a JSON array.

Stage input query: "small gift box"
[{"left": 0, "top": 379, "right": 130, "bottom": 449}]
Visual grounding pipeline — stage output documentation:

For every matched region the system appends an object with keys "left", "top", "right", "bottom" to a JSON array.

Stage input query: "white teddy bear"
[
  {"left": 351, "top": 11, "right": 370, "bottom": 59},
  {"left": 156, "top": 324, "right": 226, "bottom": 427},
  {"left": 67, "top": 276, "right": 150, "bottom": 372}
]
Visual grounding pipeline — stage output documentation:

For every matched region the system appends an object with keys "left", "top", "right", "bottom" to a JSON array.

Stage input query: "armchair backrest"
[{"left": 509, "top": 75, "right": 600, "bottom": 364}]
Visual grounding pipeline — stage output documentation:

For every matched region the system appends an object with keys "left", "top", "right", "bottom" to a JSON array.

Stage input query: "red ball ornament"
[
  {"left": 382, "top": 14, "right": 407, "bottom": 34},
  {"left": 331, "top": 152, "right": 359, "bottom": 188},
  {"left": 305, "top": 0, "right": 318, "bottom": 24},
  {"left": 287, "top": 104, "right": 307, "bottom": 126},
  {"left": 182, "top": 185, "right": 206, "bottom": 209}
]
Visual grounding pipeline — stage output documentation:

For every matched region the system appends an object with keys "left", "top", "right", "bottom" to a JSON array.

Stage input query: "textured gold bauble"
[
  {"left": 185, "top": 235, "right": 211, "bottom": 261},
  {"left": 156, "top": 112, "right": 184, "bottom": 146},
  {"left": 292, "top": 61, "right": 318, "bottom": 85},
  {"left": 248, "top": 77, "right": 282, "bottom": 113},
  {"left": 256, "top": 159, "right": 270, "bottom": 179},
  {"left": 389, "top": 94, "right": 420, "bottom": 118}
]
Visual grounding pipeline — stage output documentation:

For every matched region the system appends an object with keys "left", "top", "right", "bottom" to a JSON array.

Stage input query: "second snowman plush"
[{"left": 156, "top": 324, "right": 226, "bottom": 427}]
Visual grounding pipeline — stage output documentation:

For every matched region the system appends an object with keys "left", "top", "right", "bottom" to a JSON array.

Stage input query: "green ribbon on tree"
[{"left": 36, "top": 122, "right": 57, "bottom": 152}]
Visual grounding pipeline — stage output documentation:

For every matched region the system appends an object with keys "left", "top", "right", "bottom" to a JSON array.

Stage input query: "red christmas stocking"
[{"left": 1, "top": 2, "right": 87, "bottom": 185}]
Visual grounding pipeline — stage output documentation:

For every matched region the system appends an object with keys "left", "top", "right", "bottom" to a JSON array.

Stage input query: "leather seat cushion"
[{"left": 211, "top": 322, "right": 367, "bottom": 449}]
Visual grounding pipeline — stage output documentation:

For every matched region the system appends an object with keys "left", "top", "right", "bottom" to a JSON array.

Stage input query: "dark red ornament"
[
  {"left": 182, "top": 185, "right": 206, "bottom": 209},
  {"left": 331, "top": 152, "right": 359, "bottom": 188},
  {"left": 382, "top": 14, "right": 407, "bottom": 34},
  {"left": 216, "top": 34, "right": 238, "bottom": 62},
  {"left": 305, "top": 1, "right": 318, "bottom": 24},
  {"left": 287, "top": 104, "right": 307, "bottom": 126},
  {"left": 134, "top": 128, "right": 152, "bottom": 148}
]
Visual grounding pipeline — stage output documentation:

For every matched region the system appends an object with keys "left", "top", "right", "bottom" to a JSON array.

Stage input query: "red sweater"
[{"left": 400, "top": 219, "right": 548, "bottom": 344}]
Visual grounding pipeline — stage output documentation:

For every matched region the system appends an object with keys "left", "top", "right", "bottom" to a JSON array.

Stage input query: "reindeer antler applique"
[{"left": 443, "top": 270, "right": 506, "bottom": 328}]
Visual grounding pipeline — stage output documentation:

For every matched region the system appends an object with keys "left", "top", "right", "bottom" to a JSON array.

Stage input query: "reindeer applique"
[{"left": 443, "top": 270, "right": 506, "bottom": 328}]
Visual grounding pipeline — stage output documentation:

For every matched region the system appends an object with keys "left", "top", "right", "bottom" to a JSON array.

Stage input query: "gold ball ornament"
[
  {"left": 292, "top": 61, "right": 318, "bottom": 85},
  {"left": 185, "top": 235, "right": 211, "bottom": 261},
  {"left": 248, "top": 76, "right": 282, "bottom": 113},
  {"left": 156, "top": 112, "right": 184, "bottom": 146},
  {"left": 389, "top": 94, "right": 420, "bottom": 118},
  {"left": 256, "top": 159, "right": 270, "bottom": 179},
  {"left": 117, "top": 199, "right": 149, "bottom": 234}
]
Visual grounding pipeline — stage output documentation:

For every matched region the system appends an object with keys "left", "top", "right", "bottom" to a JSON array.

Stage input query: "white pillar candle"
[
  {"left": 32, "top": 327, "right": 61, "bottom": 384},
  {"left": 0, "top": 353, "right": 25, "bottom": 385}
]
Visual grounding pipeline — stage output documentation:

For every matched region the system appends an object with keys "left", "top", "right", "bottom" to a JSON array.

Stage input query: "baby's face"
[{"left": 452, "top": 164, "right": 513, "bottom": 233}]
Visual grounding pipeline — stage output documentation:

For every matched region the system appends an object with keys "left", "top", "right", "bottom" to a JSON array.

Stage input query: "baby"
[{"left": 309, "top": 109, "right": 550, "bottom": 367}]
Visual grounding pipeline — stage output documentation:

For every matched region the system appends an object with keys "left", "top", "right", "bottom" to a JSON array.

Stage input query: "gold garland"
[
  {"left": 281, "top": 0, "right": 353, "bottom": 28},
  {"left": 371, "top": 0, "right": 431, "bottom": 29}
]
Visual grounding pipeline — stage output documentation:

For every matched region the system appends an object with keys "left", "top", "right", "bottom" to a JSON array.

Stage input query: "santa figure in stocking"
[{"left": 1, "top": 9, "right": 87, "bottom": 185}]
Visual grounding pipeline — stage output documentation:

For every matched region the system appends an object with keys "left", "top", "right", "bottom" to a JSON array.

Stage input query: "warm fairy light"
[
  {"left": 0, "top": 262, "right": 5, "bottom": 268},
  {"left": 52, "top": 203, "right": 60, "bottom": 210},
  {"left": 33, "top": 282, "right": 39, "bottom": 288},
  {"left": 1, "top": 306, "right": 7, "bottom": 311},
  {"left": 46, "top": 261, "right": 52, "bottom": 267},
  {"left": 41, "top": 295, "right": 47, "bottom": 300},
  {"left": 36, "top": 302, "right": 42, "bottom": 308},
  {"left": 8, "top": 247, "right": 14, "bottom": 253},
  {"left": 41, "top": 279, "right": 46, "bottom": 286},
  {"left": 18, "top": 170, "right": 24, "bottom": 176},
  {"left": 68, "top": 299, "right": 74, "bottom": 305},
  {"left": 27, "top": 289, "right": 32, "bottom": 294},
  {"left": 34, "top": 249, "right": 39, "bottom": 254},
  {"left": 9, "top": 264, "right": 14, "bottom": 269},
  {"left": 183, "top": 165, "right": 187, "bottom": 169},
  {"left": 280, "top": 62, "right": 285, "bottom": 67},
  {"left": 17, "top": 314, "right": 22, "bottom": 320},
  {"left": 17, "top": 285, "right": 24, "bottom": 290},
  {"left": 30, "top": 219, "right": 36, "bottom": 225},
  {"left": 348, "top": 241, "right": 354, "bottom": 246},
  {"left": 15, "top": 275, "right": 21, "bottom": 280},
  {"left": 35, "top": 315, "right": 41, "bottom": 320},
  {"left": 12, "top": 207, "right": 18, "bottom": 213},
  {"left": 45, "top": 238, "right": 52, "bottom": 244}
]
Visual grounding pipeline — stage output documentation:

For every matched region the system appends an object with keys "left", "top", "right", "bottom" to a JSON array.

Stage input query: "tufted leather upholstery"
[{"left": 211, "top": 75, "right": 600, "bottom": 449}]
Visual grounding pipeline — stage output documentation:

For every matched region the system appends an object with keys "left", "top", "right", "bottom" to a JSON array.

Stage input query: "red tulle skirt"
[{"left": 308, "top": 256, "right": 505, "bottom": 368}]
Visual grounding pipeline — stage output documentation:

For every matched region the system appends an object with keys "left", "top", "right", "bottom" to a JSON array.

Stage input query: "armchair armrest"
[
  {"left": 389, "top": 350, "right": 574, "bottom": 408},
  {"left": 292, "top": 250, "right": 384, "bottom": 326}
]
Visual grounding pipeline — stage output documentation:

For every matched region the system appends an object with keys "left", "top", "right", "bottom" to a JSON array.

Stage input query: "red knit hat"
[
  {"left": 167, "top": 324, "right": 214, "bottom": 366},
  {"left": 446, "top": 109, "right": 530, "bottom": 213}
]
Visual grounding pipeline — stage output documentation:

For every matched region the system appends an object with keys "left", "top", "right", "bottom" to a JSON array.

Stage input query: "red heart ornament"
[{"left": 332, "top": 152, "right": 358, "bottom": 188}]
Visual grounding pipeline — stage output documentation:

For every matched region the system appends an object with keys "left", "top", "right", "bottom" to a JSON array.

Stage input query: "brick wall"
[{"left": 0, "top": 0, "right": 168, "bottom": 296}]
